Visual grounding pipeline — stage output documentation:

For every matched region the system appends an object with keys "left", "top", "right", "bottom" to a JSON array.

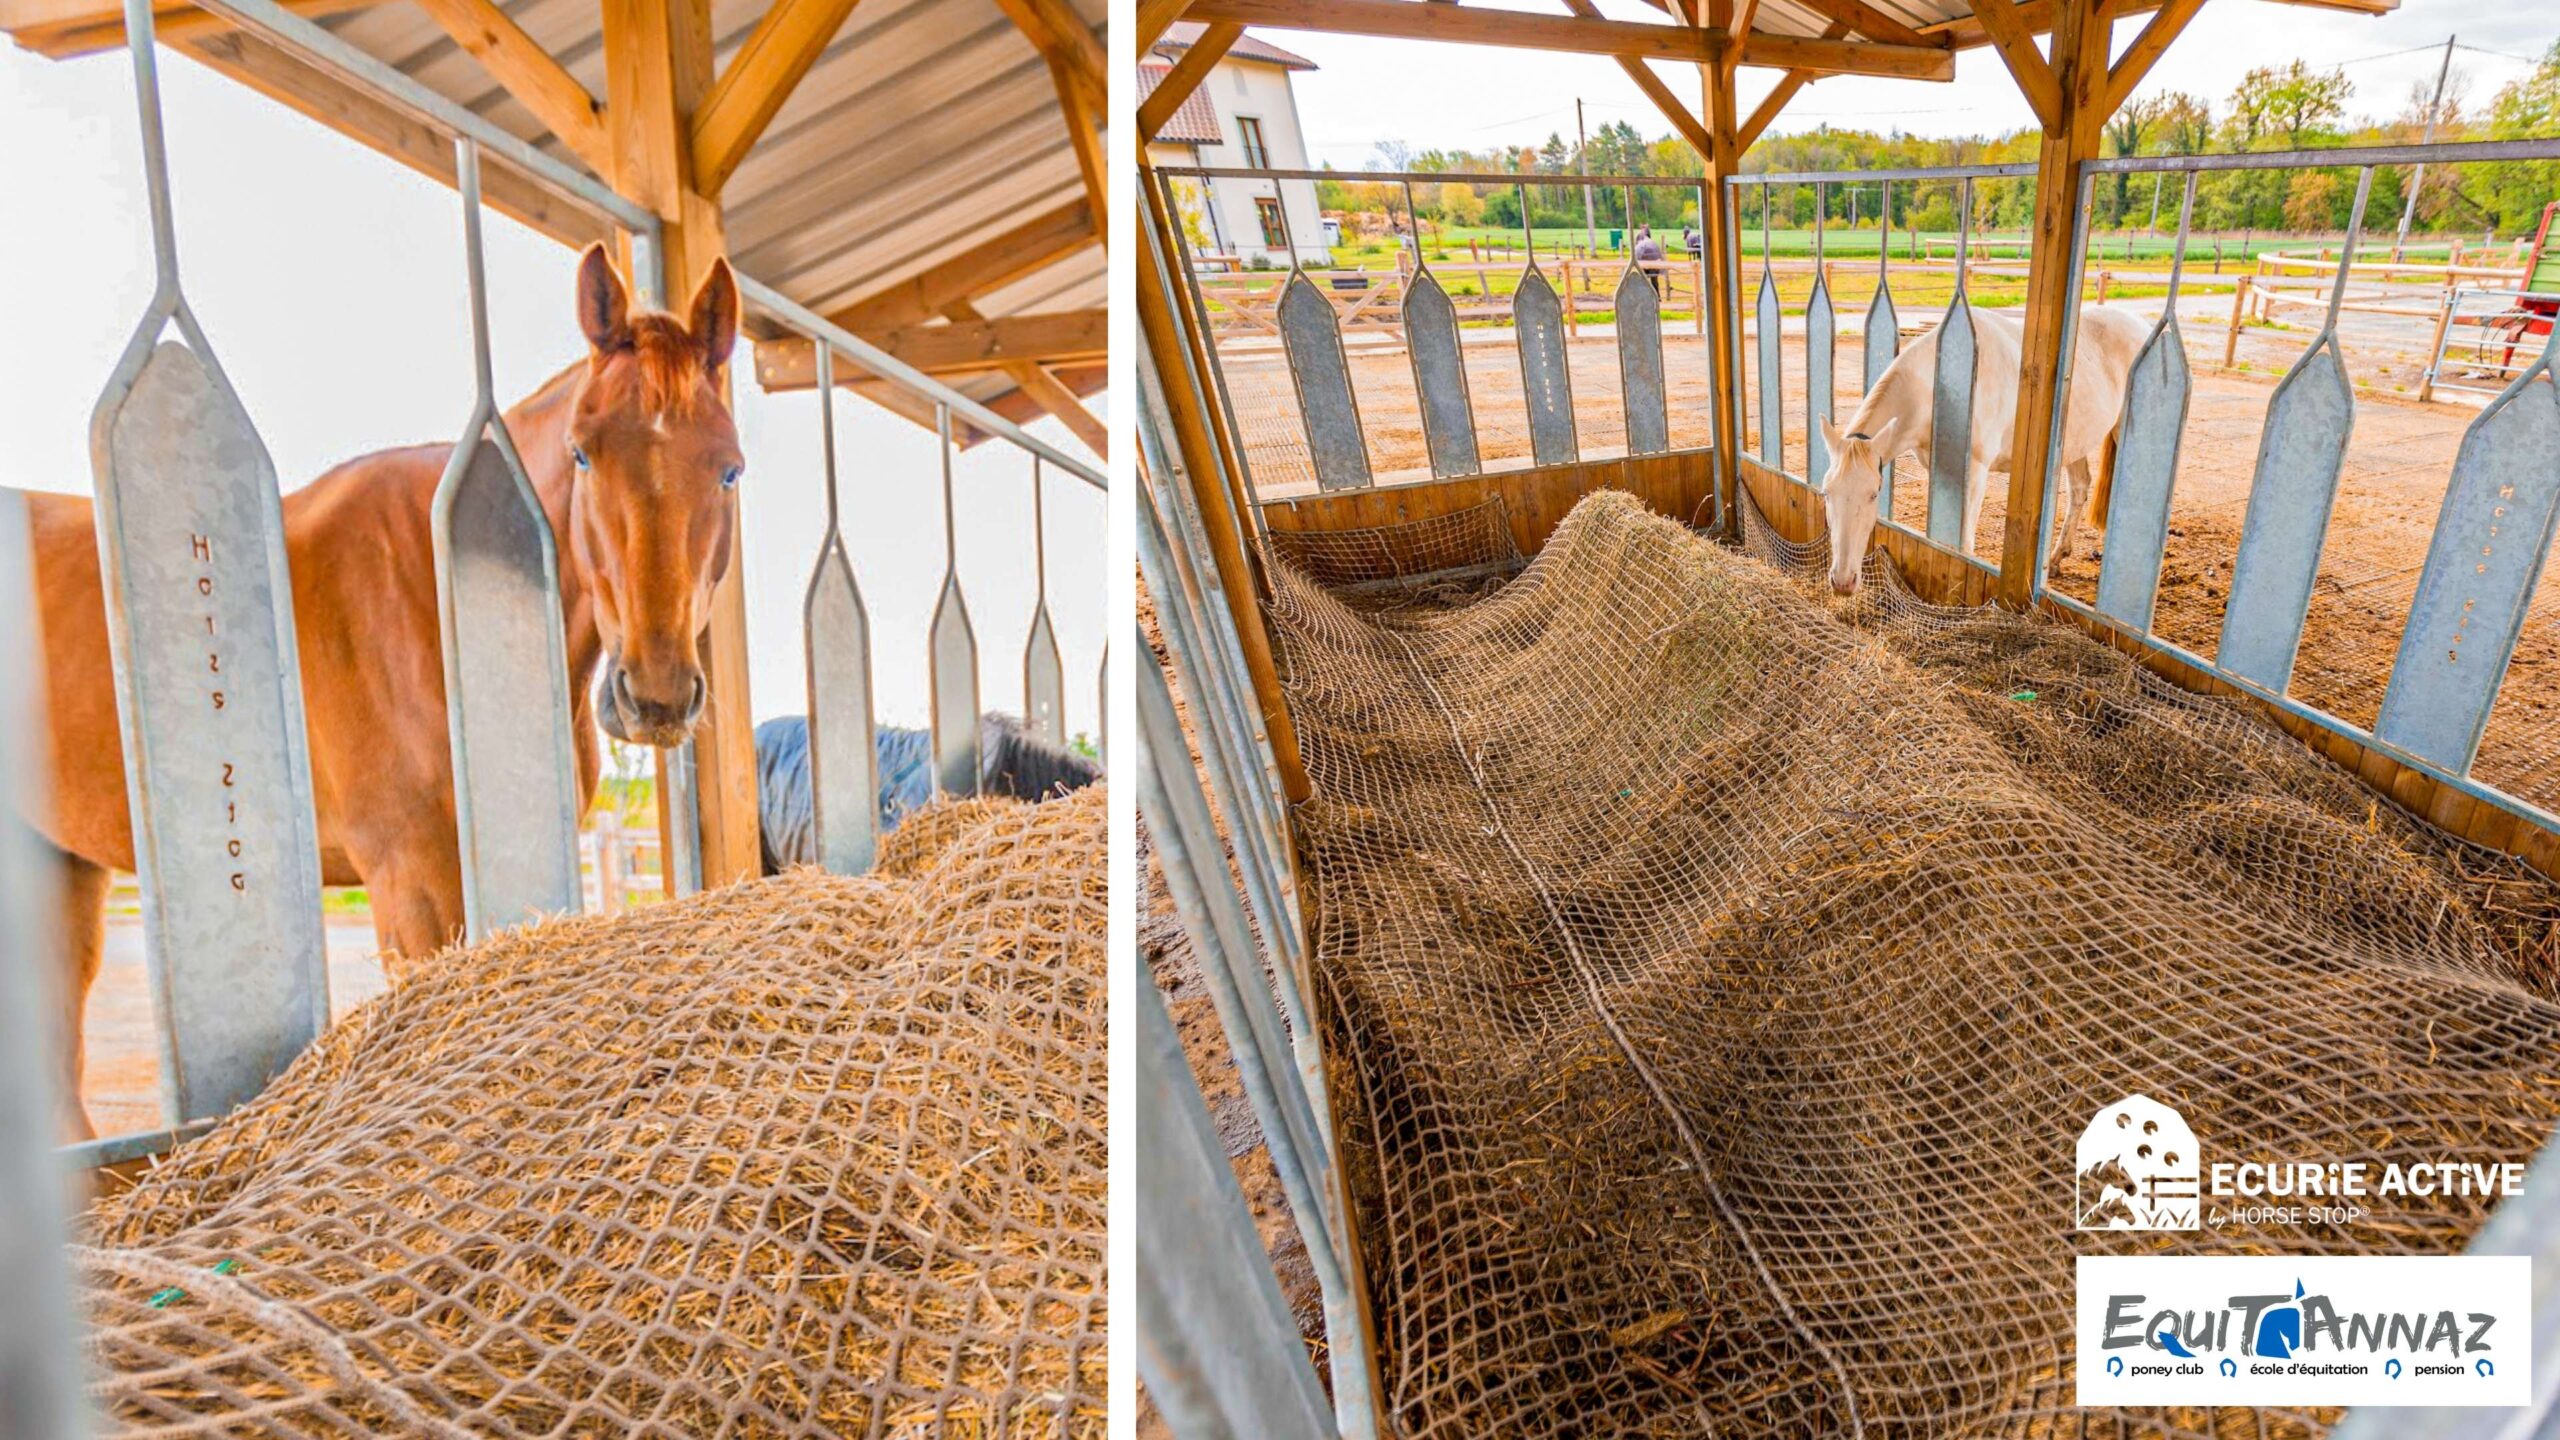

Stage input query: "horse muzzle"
[{"left": 596, "top": 659, "right": 706, "bottom": 749}]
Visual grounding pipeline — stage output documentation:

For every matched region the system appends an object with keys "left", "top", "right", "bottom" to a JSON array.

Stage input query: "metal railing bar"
[
  {"left": 1734, "top": 162, "right": 2040, "bottom": 184},
  {"left": 186, "top": 0, "right": 657, "bottom": 238},
  {"left": 733, "top": 274, "right": 1105, "bottom": 492},
  {"left": 2087, "top": 136, "right": 2560, "bottom": 174},
  {"left": 1162, "top": 164, "right": 1725, "bottom": 187}
]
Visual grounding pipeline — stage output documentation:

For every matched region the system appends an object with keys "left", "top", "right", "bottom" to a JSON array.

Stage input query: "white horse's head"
[{"left": 1816, "top": 414, "right": 1903, "bottom": 597}]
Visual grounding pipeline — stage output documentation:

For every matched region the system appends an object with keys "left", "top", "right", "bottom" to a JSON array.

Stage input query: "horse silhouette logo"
[{"left": 2076, "top": 1095, "right": 2201, "bottom": 1231}]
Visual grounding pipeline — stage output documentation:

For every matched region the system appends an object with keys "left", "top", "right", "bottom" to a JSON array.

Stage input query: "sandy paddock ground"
[{"left": 1214, "top": 293, "right": 2560, "bottom": 815}]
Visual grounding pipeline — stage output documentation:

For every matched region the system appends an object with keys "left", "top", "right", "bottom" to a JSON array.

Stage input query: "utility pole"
[
  {"left": 2394, "top": 34, "right": 2456, "bottom": 261},
  {"left": 1578, "top": 97, "right": 1597, "bottom": 258}
]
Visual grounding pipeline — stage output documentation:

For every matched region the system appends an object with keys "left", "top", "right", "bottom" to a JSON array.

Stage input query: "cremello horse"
[{"left": 1818, "top": 303, "right": 2152, "bottom": 595}]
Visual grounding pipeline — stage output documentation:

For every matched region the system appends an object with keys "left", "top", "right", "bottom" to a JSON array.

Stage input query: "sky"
[
  {"left": 1268, "top": 0, "right": 2556, "bottom": 168},
  {"left": 0, "top": 43, "right": 1108, "bottom": 746}
]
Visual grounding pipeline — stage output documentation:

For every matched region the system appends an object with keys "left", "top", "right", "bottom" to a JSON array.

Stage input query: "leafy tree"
[{"left": 2478, "top": 40, "right": 2560, "bottom": 238}]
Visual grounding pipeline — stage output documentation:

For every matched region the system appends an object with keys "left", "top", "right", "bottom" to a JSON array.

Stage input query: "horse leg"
[
  {"left": 364, "top": 848, "right": 465, "bottom": 983},
  {"left": 2052, "top": 458, "right": 2091, "bottom": 568},
  {"left": 45, "top": 843, "right": 111, "bottom": 1143}
]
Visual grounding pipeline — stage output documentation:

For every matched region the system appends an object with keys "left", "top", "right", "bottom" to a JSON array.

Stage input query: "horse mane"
[{"left": 976, "top": 713, "right": 1102, "bottom": 800}]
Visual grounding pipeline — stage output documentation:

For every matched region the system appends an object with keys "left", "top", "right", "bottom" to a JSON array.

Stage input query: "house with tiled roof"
[{"left": 1143, "top": 23, "right": 1331, "bottom": 268}]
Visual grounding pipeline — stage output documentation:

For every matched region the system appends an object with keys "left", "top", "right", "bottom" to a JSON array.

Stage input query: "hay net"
[
  {"left": 75, "top": 789, "right": 1107, "bottom": 1439},
  {"left": 1267, "top": 489, "right": 2560, "bottom": 1439}
]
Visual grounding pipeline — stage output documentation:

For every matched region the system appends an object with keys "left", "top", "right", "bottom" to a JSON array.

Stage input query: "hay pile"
[
  {"left": 76, "top": 788, "right": 1107, "bottom": 1438},
  {"left": 1270, "top": 491, "right": 2560, "bottom": 1439}
]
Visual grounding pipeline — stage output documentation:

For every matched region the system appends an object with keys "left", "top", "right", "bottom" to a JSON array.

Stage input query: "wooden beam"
[
  {"left": 1138, "top": 19, "right": 1238, "bottom": 140},
  {"left": 1136, "top": 0, "right": 1191, "bottom": 53},
  {"left": 1695, "top": 10, "right": 1746, "bottom": 542},
  {"left": 1994, "top": 0, "right": 2110, "bottom": 610},
  {"left": 1738, "top": 19, "right": 1849, "bottom": 148},
  {"left": 1185, "top": 0, "right": 1718, "bottom": 61},
  {"left": 1780, "top": 0, "right": 1941, "bottom": 51},
  {"left": 1968, "top": 0, "right": 2059, "bottom": 130},
  {"left": 0, "top": 0, "right": 379, "bottom": 59},
  {"left": 1007, "top": 362, "right": 1109, "bottom": 456},
  {"left": 1738, "top": 28, "right": 1952, "bottom": 80},
  {"left": 1046, "top": 54, "right": 1108, "bottom": 244},
  {"left": 602, "top": 0, "right": 762, "bottom": 890},
  {"left": 689, "top": 0, "right": 864, "bottom": 200},
  {"left": 1923, "top": 0, "right": 2165, "bottom": 52},
  {"left": 1723, "top": 0, "right": 1761, "bottom": 71},
  {"left": 2102, "top": 0, "right": 2206, "bottom": 114},
  {"left": 756, "top": 308, "right": 1107, "bottom": 385},
  {"left": 991, "top": 0, "right": 1105, "bottom": 106},
  {"left": 1560, "top": 0, "right": 1712, "bottom": 154},
  {"left": 831, "top": 198, "right": 1097, "bottom": 335},
  {"left": 853, "top": 364, "right": 1105, "bottom": 447},
  {"left": 410, "top": 0, "right": 611, "bottom": 175},
  {"left": 176, "top": 27, "right": 611, "bottom": 251}
]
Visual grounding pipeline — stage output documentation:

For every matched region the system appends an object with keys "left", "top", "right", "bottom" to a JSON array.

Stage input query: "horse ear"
[
  {"left": 576, "top": 243, "right": 632, "bottom": 353},
  {"left": 1817, "top": 414, "right": 1846, "bottom": 458},
  {"left": 688, "top": 257, "right": 740, "bottom": 373},
  {"left": 1868, "top": 415, "right": 1903, "bottom": 458}
]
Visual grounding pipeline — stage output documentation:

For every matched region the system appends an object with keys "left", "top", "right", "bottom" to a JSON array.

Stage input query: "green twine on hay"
[{"left": 147, "top": 1257, "right": 241, "bottom": 1309}]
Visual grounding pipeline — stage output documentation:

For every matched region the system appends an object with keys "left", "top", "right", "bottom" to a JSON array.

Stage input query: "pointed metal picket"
[
  {"left": 1615, "top": 257, "right": 1669, "bottom": 456},
  {"left": 2093, "top": 316, "right": 2194, "bottom": 633},
  {"left": 1927, "top": 293, "right": 1976, "bottom": 548},
  {"left": 2373, "top": 327, "right": 2560, "bottom": 772},
  {"left": 1865, "top": 259, "right": 1900, "bottom": 511},
  {"left": 90, "top": 6, "right": 325, "bottom": 1129},
  {"left": 803, "top": 356, "right": 877, "bottom": 875},
  {"left": 434, "top": 139, "right": 581, "bottom": 939},
  {"left": 928, "top": 407, "right": 981, "bottom": 796},
  {"left": 1402, "top": 266, "right": 1480, "bottom": 477},
  {"left": 1024, "top": 456, "right": 1066, "bottom": 743},
  {"left": 1277, "top": 271, "right": 1370, "bottom": 490},
  {"left": 1806, "top": 268, "right": 1837, "bottom": 481},
  {"left": 1515, "top": 264, "right": 1577, "bottom": 465},
  {"left": 1755, "top": 262, "right": 1783, "bottom": 468}
]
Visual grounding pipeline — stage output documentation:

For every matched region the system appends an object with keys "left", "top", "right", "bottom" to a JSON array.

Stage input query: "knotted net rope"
[
  {"left": 77, "top": 788, "right": 1107, "bottom": 1438},
  {"left": 1269, "top": 490, "right": 2560, "bottom": 1438}
]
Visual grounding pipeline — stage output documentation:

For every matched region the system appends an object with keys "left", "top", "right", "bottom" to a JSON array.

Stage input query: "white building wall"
[{"left": 1180, "top": 59, "right": 1329, "bottom": 268}]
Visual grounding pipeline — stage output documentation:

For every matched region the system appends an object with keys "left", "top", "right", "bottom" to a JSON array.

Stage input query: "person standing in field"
[{"left": 1633, "top": 225, "right": 1666, "bottom": 295}]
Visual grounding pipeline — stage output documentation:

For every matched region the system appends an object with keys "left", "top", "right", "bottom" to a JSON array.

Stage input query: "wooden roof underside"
[{"left": 0, "top": 0, "right": 1108, "bottom": 449}]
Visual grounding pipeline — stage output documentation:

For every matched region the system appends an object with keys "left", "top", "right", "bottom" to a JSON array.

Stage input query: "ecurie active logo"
[{"left": 2075, "top": 1094, "right": 2199, "bottom": 1231}]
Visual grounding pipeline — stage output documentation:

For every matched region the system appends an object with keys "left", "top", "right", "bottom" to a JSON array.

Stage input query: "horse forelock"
[{"left": 577, "top": 313, "right": 723, "bottom": 434}]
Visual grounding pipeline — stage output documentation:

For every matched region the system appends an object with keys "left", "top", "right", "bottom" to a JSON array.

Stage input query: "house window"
[
  {"left": 1237, "top": 116, "right": 1270, "bottom": 169},
  {"left": 1256, "top": 196, "right": 1286, "bottom": 249}
]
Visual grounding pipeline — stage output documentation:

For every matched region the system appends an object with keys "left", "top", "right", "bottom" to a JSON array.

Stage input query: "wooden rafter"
[
  {"left": 1136, "top": 0, "right": 1191, "bottom": 53},
  {"left": 0, "top": 0, "right": 378, "bottom": 59},
  {"left": 1738, "top": 29, "right": 1951, "bottom": 80},
  {"left": 1738, "top": 19, "right": 1850, "bottom": 148},
  {"left": 1922, "top": 0, "right": 2167, "bottom": 52},
  {"left": 755, "top": 307, "right": 1107, "bottom": 383},
  {"left": 690, "top": 0, "right": 865, "bottom": 200},
  {"left": 2102, "top": 0, "right": 2208, "bottom": 114},
  {"left": 410, "top": 0, "right": 610, "bottom": 175},
  {"left": 833, "top": 198, "right": 1096, "bottom": 335},
  {"left": 1049, "top": 55, "right": 1109, "bottom": 244},
  {"left": 943, "top": 298, "right": 1107, "bottom": 455},
  {"left": 1967, "top": 0, "right": 2059, "bottom": 129},
  {"left": 851, "top": 364, "right": 1105, "bottom": 448},
  {"left": 1184, "top": 0, "right": 1718, "bottom": 61},
  {"left": 991, "top": 0, "right": 1105, "bottom": 108},
  {"left": 1560, "top": 0, "right": 1712, "bottom": 154},
  {"left": 1780, "top": 0, "right": 1940, "bottom": 51},
  {"left": 1138, "top": 19, "right": 1239, "bottom": 139}
]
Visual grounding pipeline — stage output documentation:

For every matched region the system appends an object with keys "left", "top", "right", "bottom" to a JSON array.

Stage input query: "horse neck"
[
  {"left": 498, "top": 369, "right": 601, "bottom": 688},
  {"left": 1848, "top": 350, "right": 1931, "bottom": 444}
]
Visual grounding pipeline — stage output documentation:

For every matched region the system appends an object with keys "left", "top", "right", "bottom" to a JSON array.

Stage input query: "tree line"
[{"left": 1316, "top": 42, "right": 2560, "bottom": 242}]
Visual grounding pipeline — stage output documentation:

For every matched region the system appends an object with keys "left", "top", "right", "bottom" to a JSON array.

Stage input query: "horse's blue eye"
[
  {"left": 571, "top": 445, "right": 591, "bottom": 471},
  {"left": 720, "top": 464, "right": 743, "bottom": 491}
]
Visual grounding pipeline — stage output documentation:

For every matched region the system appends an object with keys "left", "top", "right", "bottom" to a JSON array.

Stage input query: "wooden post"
[
  {"left": 2419, "top": 286, "right": 2455, "bottom": 403},
  {"left": 1697, "top": 29, "right": 1745, "bottom": 541},
  {"left": 2223, "top": 274, "right": 2251, "bottom": 368},
  {"left": 1993, "top": 0, "right": 2112, "bottom": 609},
  {"left": 600, "top": 0, "right": 761, "bottom": 889},
  {"left": 1563, "top": 257, "right": 1580, "bottom": 335},
  {"left": 1138, "top": 161, "right": 1312, "bottom": 801}
]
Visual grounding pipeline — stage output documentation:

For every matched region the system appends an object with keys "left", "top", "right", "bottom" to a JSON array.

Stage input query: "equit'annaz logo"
[{"left": 2077, "top": 1094, "right": 2200, "bottom": 1231}]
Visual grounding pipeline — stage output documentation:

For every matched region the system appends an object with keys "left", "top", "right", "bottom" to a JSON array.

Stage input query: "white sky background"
[
  {"left": 1275, "top": 0, "right": 2554, "bottom": 167},
  {"left": 0, "top": 45, "right": 1108, "bottom": 742}
]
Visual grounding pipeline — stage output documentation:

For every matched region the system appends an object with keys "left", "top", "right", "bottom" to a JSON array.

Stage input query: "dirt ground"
[{"left": 1216, "top": 293, "right": 2560, "bottom": 814}]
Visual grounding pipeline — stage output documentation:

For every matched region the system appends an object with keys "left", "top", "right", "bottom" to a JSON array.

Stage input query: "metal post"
[
  {"left": 927, "top": 405, "right": 981, "bottom": 797},
  {"left": 801, "top": 343, "right": 879, "bottom": 873},
  {"left": 2394, "top": 35, "right": 2458, "bottom": 261},
  {"left": 1023, "top": 457, "right": 1067, "bottom": 741}
]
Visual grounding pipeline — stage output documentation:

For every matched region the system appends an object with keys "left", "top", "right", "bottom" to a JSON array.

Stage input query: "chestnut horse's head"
[{"left": 566, "top": 244, "right": 745, "bottom": 748}]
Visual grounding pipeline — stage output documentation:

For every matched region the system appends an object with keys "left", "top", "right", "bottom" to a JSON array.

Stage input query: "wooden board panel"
[{"left": 1260, "top": 449, "right": 1716, "bottom": 559}]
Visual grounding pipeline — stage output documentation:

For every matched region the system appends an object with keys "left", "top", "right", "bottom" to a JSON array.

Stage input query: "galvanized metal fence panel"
[
  {"left": 0, "top": 494, "right": 88, "bottom": 1440},
  {"left": 2218, "top": 169, "right": 2374, "bottom": 694},
  {"left": 1867, "top": 183, "right": 1900, "bottom": 510},
  {"left": 433, "top": 139, "right": 583, "bottom": 939},
  {"left": 1023, "top": 458, "right": 1067, "bottom": 743},
  {"left": 1755, "top": 255, "right": 1783, "bottom": 469},
  {"left": 1806, "top": 186, "right": 1836, "bottom": 482},
  {"left": 90, "top": 7, "right": 327, "bottom": 1127},
  {"left": 802, "top": 349, "right": 878, "bottom": 875},
  {"left": 2094, "top": 176, "right": 2200, "bottom": 634},
  {"left": 1402, "top": 265, "right": 1480, "bottom": 477},
  {"left": 1927, "top": 297, "right": 1976, "bottom": 548},
  {"left": 928, "top": 407, "right": 981, "bottom": 796},
  {"left": 1277, "top": 271, "right": 1372, "bottom": 490},
  {"left": 1515, "top": 262, "right": 1578, "bottom": 465},
  {"left": 1134, "top": 976, "right": 1335, "bottom": 1440},
  {"left": 1616, "top": 256, "right": 1669, "bottom": 456},
  {"left": 2374, "top": 325, "right": 2560, "bottom": 772}
]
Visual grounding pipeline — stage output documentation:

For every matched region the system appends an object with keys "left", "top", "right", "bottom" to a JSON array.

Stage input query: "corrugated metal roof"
[
  {"left": 1138, "top": 60, "right": 1223, "bottom": 145},
  {"left": 305, "top": 0, "right": 1103, "bottom": 422}
]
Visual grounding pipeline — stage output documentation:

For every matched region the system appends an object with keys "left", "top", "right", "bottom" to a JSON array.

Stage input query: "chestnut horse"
[{"left": 13, "top": 245, "right": 745, "bottom": 1139}]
